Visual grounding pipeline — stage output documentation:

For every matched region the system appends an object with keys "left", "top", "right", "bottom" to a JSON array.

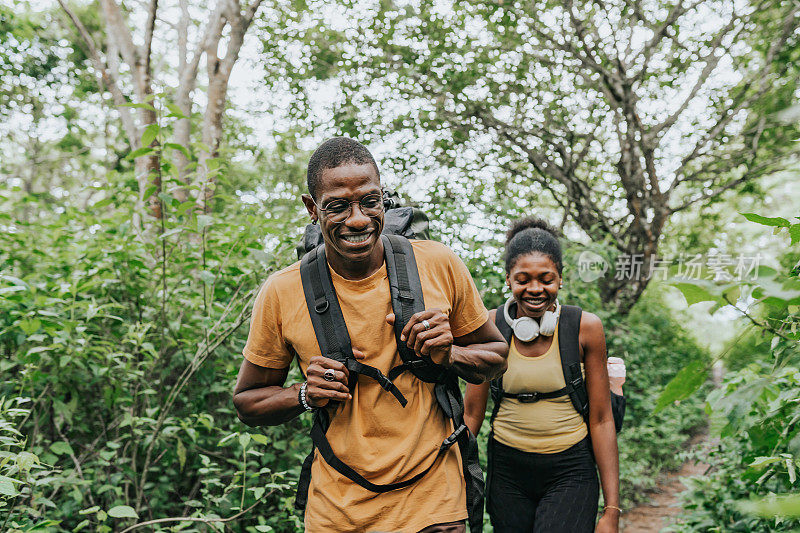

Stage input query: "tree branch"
[
  {"left": 634, "top": 0, "right": 703, "bottom": 80},
  {"left": 668, "top": 154, "right": 790, "bottom": 213},
  {"left": 56, "top": 0, "right": 138, "bottom": 145},
  {"left": 120, "top": 489, "right": 274, "bottom": 533},
  {"left": 649, "top": 13, "right": 741, "bottom": 139},
  {"left": 99, "top": 0, "right": 141, "bottom": 97},
  {"left": 142, "top": 0, "right": 158, "bottom": 76},
  {"left": 669, "top": 4, "right": 799, "bottom": 191}
]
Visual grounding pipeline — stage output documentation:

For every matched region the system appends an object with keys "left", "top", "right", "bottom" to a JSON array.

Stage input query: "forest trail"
[{"left": 621, "top": 433, "right": 711, "bottom": 532}]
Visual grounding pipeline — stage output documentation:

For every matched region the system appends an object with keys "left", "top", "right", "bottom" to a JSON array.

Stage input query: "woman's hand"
[{"left": 595, "top": 508, "right": 620, "bottom": 533}]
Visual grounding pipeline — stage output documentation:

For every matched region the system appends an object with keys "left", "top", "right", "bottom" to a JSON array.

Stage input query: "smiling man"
[{"left": 233, "top": 137, "right": 507, "bottom": 533}]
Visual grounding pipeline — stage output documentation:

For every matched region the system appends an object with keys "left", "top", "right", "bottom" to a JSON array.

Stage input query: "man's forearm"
[
  {"left": 449, "top": 341, "right": 508, "bottom": 384},
  {"left": 234, "top": 382, "right": 306, "bottom": 427}
]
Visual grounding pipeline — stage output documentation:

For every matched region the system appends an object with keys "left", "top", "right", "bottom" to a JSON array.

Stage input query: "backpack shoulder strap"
[
  {"left": 488, "top": 304, "right": 510, "bottom": 426},
  {"left": 383, "top": 234, "right": 425, "bottom": 348},
  {"left": 300, "top": 245, "right": 352, "bottom": 372},
  {"left": 384, "top": 235, "right": 448, "bottom": 383},
  {"left": 558, "top": 305, "right": 589, "bottom": 423},
  {"left": 300, "top": 244, "right": 408, "bottom": 405},
  {"left": 493, "top": 302, "right": 513, "bottom": 344}
]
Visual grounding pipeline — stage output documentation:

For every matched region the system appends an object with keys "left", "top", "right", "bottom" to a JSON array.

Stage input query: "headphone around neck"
[{"left": 503, "top": 298, "right": 561, "bottom": 342}]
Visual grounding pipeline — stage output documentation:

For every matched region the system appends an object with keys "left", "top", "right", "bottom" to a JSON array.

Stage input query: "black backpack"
[
  {"left": 490, "top": 302, "right": 625, "bottom": 433},
  {"left": 293, "top": 193, "right": 485, "bottom": 533}
]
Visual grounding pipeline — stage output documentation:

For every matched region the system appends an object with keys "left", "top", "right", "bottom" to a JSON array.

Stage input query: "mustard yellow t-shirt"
[{"left": 242, "top": 239, "right": 489, "bottom": 533}]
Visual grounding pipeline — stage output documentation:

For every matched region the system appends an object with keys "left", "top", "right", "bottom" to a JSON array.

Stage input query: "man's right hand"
[{"left": 305, "top": 352, "right": 363, "bottom": 407}]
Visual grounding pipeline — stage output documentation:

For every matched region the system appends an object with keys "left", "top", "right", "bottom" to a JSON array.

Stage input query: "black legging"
[{"left": 487, "top": 437, "right": 599, "bottom": 532}]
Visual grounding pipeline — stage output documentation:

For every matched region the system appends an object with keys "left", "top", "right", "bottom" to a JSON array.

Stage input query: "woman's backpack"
[{"left": 491, "top": 303, "right": 626, "bottom": 433}]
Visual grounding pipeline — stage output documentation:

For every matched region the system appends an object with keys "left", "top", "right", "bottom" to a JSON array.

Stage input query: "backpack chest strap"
[{"left": 300, "top": 245, "right": 407, "bottom": 406}]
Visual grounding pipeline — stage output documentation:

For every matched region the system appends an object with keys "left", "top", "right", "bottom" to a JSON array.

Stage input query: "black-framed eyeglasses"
[{"left": 315, "top": 191, "right": 385, "bottom": 223}]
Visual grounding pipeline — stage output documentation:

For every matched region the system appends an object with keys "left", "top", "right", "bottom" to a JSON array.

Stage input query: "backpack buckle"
[
  {"left": 398, "top": 289, "right": 415, "bottom": 301},
  {"left": 441, "top": 423, "right": 467, "bottom": 449},
  {"left": 517, "top": 392, "right": 540, "bottom": 403}
]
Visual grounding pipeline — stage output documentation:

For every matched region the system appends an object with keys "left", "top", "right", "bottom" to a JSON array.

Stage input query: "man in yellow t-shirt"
[{"left": 233, "top": 137, "right": 507, "bottom": 533}]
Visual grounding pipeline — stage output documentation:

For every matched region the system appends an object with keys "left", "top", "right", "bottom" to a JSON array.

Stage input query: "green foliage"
[
  {"left": 663, "top": 215, "right": 800, "bottom": 531},
  {"left": 669, "top": 364, "right": 800, "bottom": 532},
  {"left": 0, "top": 136, "right": 309, "bottom": 529},
  {"left": 0, "top": 397, "right": 62, "bottom": 531}
]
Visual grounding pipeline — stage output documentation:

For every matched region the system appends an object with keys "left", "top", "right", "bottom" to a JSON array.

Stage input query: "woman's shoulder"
[
  {"left": 578, "top": 309, "right": 603, "bottom": 331},
  {"left": 577, "top": 310, "right": 606, "bottom": 356}
]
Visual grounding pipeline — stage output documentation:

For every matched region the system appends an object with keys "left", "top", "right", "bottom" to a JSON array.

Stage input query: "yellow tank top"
[{"left": 493, "top": 323, "right": 588, "bottom": 453}]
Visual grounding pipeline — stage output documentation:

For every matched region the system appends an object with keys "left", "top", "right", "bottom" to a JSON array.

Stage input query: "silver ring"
[
  {"left": 323, "top": 369, "right": 336, "bottom": 382},
  {"left": 422, "top": 319, "right": 431, "bottom": 331}
]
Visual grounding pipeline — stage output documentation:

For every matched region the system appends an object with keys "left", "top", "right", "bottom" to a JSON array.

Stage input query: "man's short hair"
[{"left": 306, "top": 137, "right": 380, "bottom": 199}]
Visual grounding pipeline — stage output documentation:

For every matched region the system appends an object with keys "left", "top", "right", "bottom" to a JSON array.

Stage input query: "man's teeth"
[{"left": 343, "top": 233, "right": 370, "bottom": 243}]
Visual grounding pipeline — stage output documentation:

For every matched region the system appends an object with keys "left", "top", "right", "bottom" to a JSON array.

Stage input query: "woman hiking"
[{"left": 464, "top": 217, "right": 620, "bottom": 533}]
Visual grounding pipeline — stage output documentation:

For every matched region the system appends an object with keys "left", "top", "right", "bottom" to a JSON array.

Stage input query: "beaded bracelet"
[
  {"left": 604, "top": 505, "right": 622, "bottom": 513},
  {"left": 298, "top": 382, "right": 314, "bottom": 411}
]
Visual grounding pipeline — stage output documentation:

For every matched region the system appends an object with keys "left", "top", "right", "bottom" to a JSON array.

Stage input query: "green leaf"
[
  {"left": 671, "top": 282, "right": 717, "bottom": 306},
  {"left": 93, "top": 197, "right": 114, "bottom": 209},
  {"left": 655, "top": 359, "right": 708, "bottom": 413},
  {"left": 218, "top": 432, "right": 238, "bottom": 446},
  {"left": 120, "top": 102, "right": 157, "bottom": 112},
  {"left": 239, "top": 432, "right": 251, "bottom": 449},
  {"left": 177, "top": 439, "right": 186, "bottom": 472},
  {"left": 165, "top": 102, "right": 188, "bottom": 119},
  {"left": 0, "top": 476, "right": 18, "bottom": 496},
  {"left": 0, "top": 286, "right": 27, "bottom": 295},
  {"left": 18, "top": 318, "right": 41, "bottom": 335},
  {"left": 251, "top": 433, "right": 268, "bottom": 445},
  {"left": 0, "top": 275, "right": 29, "bottom": 289},
  {"left": 739, "top": 494, "right": 800, "bottom": 518},
  {"left": 196, "top": 215, "right": 213, "bottom": 232},
  {"left": 142, "top": 184, "right": 158, "bottom": 200},
  {"left": 16, "top": 451, "right": 38, "bottom": 471},
  {"left": 175, "top": 200, "right": 196, "bottom": 216},
  {"left": 199, "top": 270, "right": 215, "bottom": 284},
  {"left": 107, "top": 505, "right": 139, "bottom": 519},
  {"left": 51, "top": 441, "right": 74, "bottom": 456},
  {"left": 749, "top": 456, "right": 781, "bottom": 468},
  {"left": 125, "top": 147, "right": 155, "bottom": 160},
  {"left": 164, "top": 142, "right": 191, "bottom": 158},
  {"left": 140, "top": 124, "right": 159, "bottom": 147},
  {"left": 741, "top": 213, "right": 791, "bottom": 227},
  {"left": 79, "top": 506, "right": 101, "bottom": 515},
  {"left": 73, "top": 519, "right": 91, "bottom": 531},
  {"left": 790, "top": 224, "right": 800, "bottom": 246}
]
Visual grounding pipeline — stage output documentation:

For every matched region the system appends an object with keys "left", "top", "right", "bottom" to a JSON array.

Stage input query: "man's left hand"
[{"left": 386, "top": 308, "right": 453, "bottom": 366}]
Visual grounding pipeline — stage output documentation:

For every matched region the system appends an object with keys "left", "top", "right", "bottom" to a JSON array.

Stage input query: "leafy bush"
[
  {"left": 669, "top": 363, "right": 800, "bottom": 532},
  {"left": 0, "top": 163, "right": 308, "bottom": 530},
  {"left": 662, "top": 214, "right": 800, "bottom": 531}
]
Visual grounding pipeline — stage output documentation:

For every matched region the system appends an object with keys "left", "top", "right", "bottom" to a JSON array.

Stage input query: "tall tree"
[
  {"left": 324, "top": 0, "right": 800, "bottom": 313},
  {"left": 57, "top": 0, "right": 265, "bottom": 221}
]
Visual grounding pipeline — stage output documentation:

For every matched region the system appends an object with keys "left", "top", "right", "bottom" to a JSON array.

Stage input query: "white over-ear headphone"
[{"left": 503, "top": 298, "right": 561, "bottom": 342}]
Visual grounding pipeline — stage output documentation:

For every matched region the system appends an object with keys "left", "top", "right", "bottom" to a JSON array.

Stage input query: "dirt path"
[{"left": 621, "top": 437, "right": 710, "bottom": 533}]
